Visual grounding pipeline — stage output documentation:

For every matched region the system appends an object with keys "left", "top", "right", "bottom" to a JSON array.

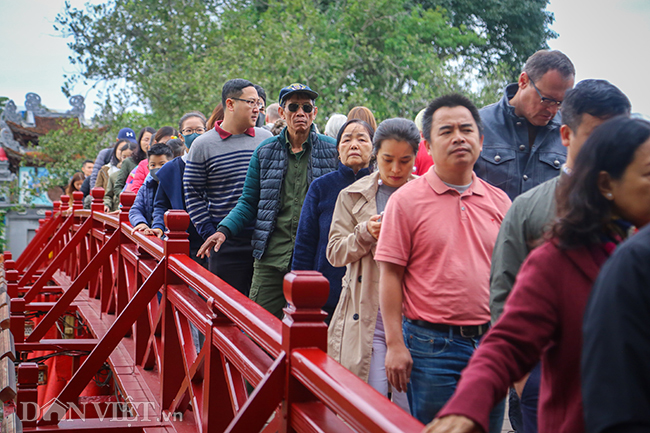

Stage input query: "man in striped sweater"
[
  {"left": 207, "top": 83, "right": 338, "bottom": 319},
  {"left": 184, "top": 79, "right": 272, "bottom": 295}
]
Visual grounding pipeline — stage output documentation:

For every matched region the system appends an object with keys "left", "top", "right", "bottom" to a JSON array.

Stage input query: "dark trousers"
[
  {"left": 208, "top": 235, "right": 254, "bottom": 297},
  {"left": 509, "top": 362, "right": 541, "bottom": 433},
  {"left": 189, "top": 244, "right": 209, "bottom": 270}
]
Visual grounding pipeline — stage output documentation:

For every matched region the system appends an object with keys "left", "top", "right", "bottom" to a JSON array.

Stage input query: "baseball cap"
[
  {"left": 117, "top": 127, "right": 137, "bottom": 144},
  {"left": 278, "top": 83, "right": 319, "bottom": 106}
]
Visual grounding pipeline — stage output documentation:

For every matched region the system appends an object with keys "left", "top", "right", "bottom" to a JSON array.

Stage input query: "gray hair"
[
  {"left": 324, "top": 114, "right": 348, "bottom": 138},
  {"left": 524, "top": 50, "right": 575, "bottom": 82}
]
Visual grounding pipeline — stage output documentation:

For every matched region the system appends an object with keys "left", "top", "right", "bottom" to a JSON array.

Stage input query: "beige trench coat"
[{"left": 326, "top": 171, "right": 415, "bottom": 382}]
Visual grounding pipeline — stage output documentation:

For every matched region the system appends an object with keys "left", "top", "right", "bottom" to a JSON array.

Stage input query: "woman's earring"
[{"left": 606, "top": 193, "right": 613, "bottom": 199}]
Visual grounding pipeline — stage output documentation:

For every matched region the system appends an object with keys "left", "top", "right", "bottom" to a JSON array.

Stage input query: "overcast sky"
[{"left": 1, "top": 0, "right": 649, "bottom": 117}]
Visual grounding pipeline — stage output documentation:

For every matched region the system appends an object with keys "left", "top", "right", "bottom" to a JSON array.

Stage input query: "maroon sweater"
[{"left": 438, "top": 240, "right": 609, "bottom": 433}]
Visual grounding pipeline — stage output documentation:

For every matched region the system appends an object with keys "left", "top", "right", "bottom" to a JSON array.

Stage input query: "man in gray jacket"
[
  {"left": 475, "top": 50, "right": 575, "bottom": 200},
  {"left": 489, "top": 79, "right": 631, "bottom": 433}
]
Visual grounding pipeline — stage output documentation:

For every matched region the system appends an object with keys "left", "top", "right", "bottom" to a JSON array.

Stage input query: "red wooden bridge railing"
[{"left": 0, "top": 188, "right": 424, "bottom": 433}]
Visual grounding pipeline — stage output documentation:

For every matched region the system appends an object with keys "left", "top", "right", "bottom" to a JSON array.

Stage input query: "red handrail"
[{"left": 2, "top": 188, "right": 424, "bottom": 433}]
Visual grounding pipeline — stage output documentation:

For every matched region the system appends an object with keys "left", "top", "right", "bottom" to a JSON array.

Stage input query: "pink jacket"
[{"left": 128, "top": 159, "right": 149, "bottom": 195}]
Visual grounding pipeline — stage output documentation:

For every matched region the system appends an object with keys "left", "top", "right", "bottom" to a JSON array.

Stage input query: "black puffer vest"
[{"left": 252, "top": 127, "right": 338, "bottom": 259}]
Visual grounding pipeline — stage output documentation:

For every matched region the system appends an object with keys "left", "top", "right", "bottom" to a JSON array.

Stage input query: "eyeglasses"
[
  {"left": 181, "top": 127, "right": 206, "bottom": 135},
  {"left": 529, "top": 78, "right": 562, "bottom": 109},
  {"left": 231, "top": 97, "right": 264, "bottom": 109},
  {"left": 286, "top": 103, "right": 315, "bottom": 113}
]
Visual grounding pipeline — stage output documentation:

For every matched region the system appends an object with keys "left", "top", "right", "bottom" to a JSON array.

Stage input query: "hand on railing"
[
  {"left": 197, "top": 232, "right": 226, "bottom": 258},
  {"left": 131, "top": 223, "right": 162, "bottom": 237},
  {"left": 131, "top": 223, "right": 149, "bottom": 233},
  {"left": 421, "top": 415, "right": 481, "bottom": 433}
]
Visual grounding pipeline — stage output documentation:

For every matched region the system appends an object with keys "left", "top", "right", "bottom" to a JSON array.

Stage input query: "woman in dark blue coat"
[{"left": 292, "top": 119, "right": 375, "bottom": 323}]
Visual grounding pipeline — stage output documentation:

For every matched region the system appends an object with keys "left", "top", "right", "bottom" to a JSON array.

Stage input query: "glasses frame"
[
  {"left": 181, "top": 127, "right": 206, "bottom": 135},
  {"left": 231, "top": 97, "right": 264, "bottom": 109},
  {"left": 286, "top": 103, "right": 315, "bottom": 113},
  {"left": 529, "top": 78, "right": 562, "bottom": 109}
]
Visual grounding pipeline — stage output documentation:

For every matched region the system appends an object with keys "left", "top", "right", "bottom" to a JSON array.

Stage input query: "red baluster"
[
  {"left": 16, "top": 363, "right": 39, "bottom": 427},
  {"left": 164, "top": 210, "right": 190, "bottom": 256},
  {"left": 91, "top": 187, "right": 104, "bottom": 213},
  {"left": 72, "top": 191, "right": 84, "bottom": 211},
  {"left": 281, "top": 270, "right": 329, "bottom": 431},
  {"left": 5, "top": 259, "right": 18, "bottom": 298},
  {"left": 60, "top": 196, "right": 70, "bottom": 212},
  {"left": 119, "top": 191, "right": 136, "bottom": 224}
]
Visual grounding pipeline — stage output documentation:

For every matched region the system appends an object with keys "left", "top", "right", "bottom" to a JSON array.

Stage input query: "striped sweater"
[{"left": 183, "top": 126, "right": 273, "bottom": 240}]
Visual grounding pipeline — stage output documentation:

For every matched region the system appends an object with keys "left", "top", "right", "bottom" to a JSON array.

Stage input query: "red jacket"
[
  {"left": 438, "top": 239, "right": 609, "bottom": 433},
  {"left": 414, "top": 140, "right": 433, "bottom": 175}
]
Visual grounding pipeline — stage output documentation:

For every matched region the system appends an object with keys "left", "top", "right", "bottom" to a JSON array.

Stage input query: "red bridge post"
[
  {"left": 281, "top": 270, "right": 330, "bottom": 432},
  {"left": 16, "top": 363, "right": 39, "bottom": 428},
  {"left": 160, "top": 210, "right": 190, "bottom": 411}
]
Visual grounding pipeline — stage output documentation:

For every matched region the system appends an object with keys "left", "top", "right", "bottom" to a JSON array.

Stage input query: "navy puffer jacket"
[{"left": 218, "top": 126, "right": 338, "bottom": 259}]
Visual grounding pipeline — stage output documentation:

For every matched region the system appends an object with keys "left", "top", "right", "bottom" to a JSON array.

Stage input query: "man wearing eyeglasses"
[
  {"left": 475, "top": 50, "right": 575, "bottom": 201},
  {"left": 184, "top": 78, "right": 272, "bottom": 296},
  {"left": 210, "top": 83, "right": 338, "bottom": 318}
]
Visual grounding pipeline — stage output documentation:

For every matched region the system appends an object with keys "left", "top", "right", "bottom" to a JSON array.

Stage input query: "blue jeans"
[
  {"left": 520, "top": 362, "right": 540, "bottom": 433},
  {"left": 403, "top": 319, "right": 505, "bottom": 432}
]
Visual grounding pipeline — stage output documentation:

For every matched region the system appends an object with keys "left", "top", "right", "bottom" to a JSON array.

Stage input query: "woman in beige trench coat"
[{"left": 326, "top": 118, "right": 420, "bottom": 412}]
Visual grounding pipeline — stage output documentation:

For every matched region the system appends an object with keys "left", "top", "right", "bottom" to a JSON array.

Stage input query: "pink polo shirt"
[{"left": 375, "top": 167, "right": 511, "bottom": 325}]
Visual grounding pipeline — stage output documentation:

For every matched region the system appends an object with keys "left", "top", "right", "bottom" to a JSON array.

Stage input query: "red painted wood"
[
  {"left": 292, "top": 401, "right": 355, "bottom": 433},
  {"left": 16, "top": 363, "right": 39, "bottom": 428},
  {"left": 7, "top": 203, "right": 427, "bottom": 432},
  {"left": 39, "top": 262, "right": 165, "bottom": 425},
  {"left": 224, "top": 352, "right": 286, "bottom": 433},
  {"left": 15, "top": 213, "right": 59, "bottom": 272},
  {"left": 22, "top": 217, "right": 91, "bottom": 302},
  {"left": 26, "top": 231, "right": 120, "bottom": 342},
  {"left": 160, "top": 289, "right": 185, "bottom": 410},
  {"left": 291, "top": 348, "right": 424, "bottom": 433}
]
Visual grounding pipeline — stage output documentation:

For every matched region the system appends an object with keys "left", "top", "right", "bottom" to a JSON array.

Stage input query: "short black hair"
[
  {"left": 165, "top": 138, "right": 185, "bottom": 158},
  {"left": 222, "top": 79, "right": 255, "bottom": 107},
  {"left": 561, "top": 79, "right": 631, "bottom": 131},
  {"left": 83, "top": 159, "right": 93, "bottom": 166},
  {"left": 147, "top": 142, "right": 173, "bottom": 160},
  {"left": 373, "top": 118, "right": 420, "bottom": 155},
  {"left": 254, "top": 84, "right": 267, "bottom": 105},
  {"left": 422, "top": 93, "right": 483, "bottom": 142},
  {"left": 524, "top": 50, "right": 575, "bottom": 82},
  {"left": 154, "top": 126, "right": 178, "bottom": 143}
]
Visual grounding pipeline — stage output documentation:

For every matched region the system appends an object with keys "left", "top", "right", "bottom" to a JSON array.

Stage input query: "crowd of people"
[{"left": 70, "top": 49, "right": 650, "bottom": 433}]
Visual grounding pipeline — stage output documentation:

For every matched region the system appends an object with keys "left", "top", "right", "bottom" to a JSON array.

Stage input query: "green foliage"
[
  {"left": 37, "top": 118, "right": 106, "bottom": 190},
  {"left": 56, "top": 0, "right": 554, "bottom": 122},
  {"left": 411, "top": 0, "right": 557, "bottom": 78}
]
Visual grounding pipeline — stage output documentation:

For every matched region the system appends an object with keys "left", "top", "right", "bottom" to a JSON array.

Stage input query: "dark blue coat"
[
  {"left": 292, "top": 162, "right": 371, "bottom": 313},
  {"left": 152, "top": 157, "right": 203, "bottom": 249}
]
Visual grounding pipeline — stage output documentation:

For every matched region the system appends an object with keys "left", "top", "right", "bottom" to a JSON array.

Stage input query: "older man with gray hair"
[{"left": 475, "top": 50, "right": 575, "bottom": 200}]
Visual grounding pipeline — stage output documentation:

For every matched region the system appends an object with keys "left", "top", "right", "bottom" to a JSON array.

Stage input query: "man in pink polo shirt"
[{"left": 375, "top": 94, "right": 511, "bottom": 430}]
